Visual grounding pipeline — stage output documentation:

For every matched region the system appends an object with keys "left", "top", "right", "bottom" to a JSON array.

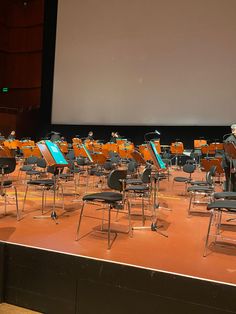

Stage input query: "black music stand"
[
  {"left": 223, "top": 142, "right": 236, "bottom": 191},
  {"left": 131, "top": 141, "right": 168, "bottom": 237},
  {"left": 36, "top": 140, "right": 68, "bottom": 222},
  {"left": 148, "top": 141, "right": 169, "bottom": 206}
]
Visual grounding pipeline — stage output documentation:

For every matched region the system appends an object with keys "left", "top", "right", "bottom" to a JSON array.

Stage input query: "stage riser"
[{"left": 0, "top": 242, "right": 235, "bottom": 314}]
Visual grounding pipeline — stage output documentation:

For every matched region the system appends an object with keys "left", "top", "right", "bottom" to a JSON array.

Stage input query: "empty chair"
[
  {"left": 25, "top": 157, "right": 47, "bottom": 179},
  {"left": 204, "top": 200, "right": 236, "bottom": 257},
  {"left": 0, "top": 157, "right": 20, "bottom": 220},
  {"left": 187, "top": 169, "right": 215, "bottom": 216},
  {"left": 22, "top": 166, "right": 64, "bottom": 218},
  {"left": 173, "top": 163, "right": 195, "bottom": 194},
  {"left": 76, "top": 169, "right": 131, "bottom": 249},
  {"left": 18, "top": 156, "right": 38, "bottom": 180},
  {"left": 125, "top": 167, "right": 152, "bottom": 226}
]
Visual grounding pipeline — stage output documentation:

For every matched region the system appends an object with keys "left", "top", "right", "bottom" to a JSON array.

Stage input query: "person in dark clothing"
[
  {"left": 50, "top": 131, "right": 61, "bottom": 142},
  {"left": 110, "top": 132, "right": 117, "bottom": 143},
  {"left": 222, "top": 124, "right": 236, "bottom": 191},
  {"left": 8, "top": 130, "right": 16, "bottom": 140},
  {"left": 86, "top": 131, "right": 94, "bottom": 141}
]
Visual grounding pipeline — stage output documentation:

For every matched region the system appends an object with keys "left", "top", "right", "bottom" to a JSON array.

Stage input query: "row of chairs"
[{"left": 173, "top": 162, "right": 236, "bottom": 257}]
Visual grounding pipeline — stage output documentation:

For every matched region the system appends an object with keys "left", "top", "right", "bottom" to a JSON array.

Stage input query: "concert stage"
[{"left": 0, "top": 170, "right": 236, "bottom": 314}]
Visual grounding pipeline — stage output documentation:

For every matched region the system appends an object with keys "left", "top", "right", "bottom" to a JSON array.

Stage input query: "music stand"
[
  {"left": 148, "top": 141, "right": 169, "bottom": 208},
  {"left": 36, "top": 140, "right": 68, "bottom": 221},
  {"left": 130, "top": 150, "right": 147, "bottom": 166},
  {"left": 223, "top": 142, "right": 236, "bottom": 191},
  {"left": 132, "top": 141, "right": 168, "bottom": 236}
]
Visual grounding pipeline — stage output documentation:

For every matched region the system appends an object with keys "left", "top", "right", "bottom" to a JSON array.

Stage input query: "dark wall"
[{"left": 0, "top": 0, "right": 44, "bottom": 138}]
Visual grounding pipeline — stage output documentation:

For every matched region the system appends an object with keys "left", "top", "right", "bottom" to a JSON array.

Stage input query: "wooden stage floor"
[{"left": 1, "top": 167, "right": 236, "bottom": 288}]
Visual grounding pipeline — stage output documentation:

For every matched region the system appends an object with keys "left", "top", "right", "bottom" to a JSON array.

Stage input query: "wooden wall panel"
[
  {"left": 0, "top": 89, "right": 40, "bottom": 109},
  {"left": 6, "top": 0, "right": 44, "bottom": 27},
  {"left": 5, "top": 53, "right": 42, "bottom": 88},
  {"left": 7, "top": 26, "right": 43, "bottom": 52},
  {"left": 0, "top": 113, "right": 17, "bottom": 136},
  {"left": 0, "top": 0, "right": 44, "bottom": 137}
]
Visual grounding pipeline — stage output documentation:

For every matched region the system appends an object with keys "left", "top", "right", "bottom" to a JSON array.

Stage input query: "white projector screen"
[{"left": 52, "top": 0, "right": 236, "bottom": 125}]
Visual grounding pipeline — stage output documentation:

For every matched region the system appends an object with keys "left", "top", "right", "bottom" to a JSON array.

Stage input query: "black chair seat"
[
  {"left": 188, "top": 186, "right": 214, "bottom": 193},
  {"left": 174, "top": 177, "right": 191, "bottom": 183},
  {"left": 126, "top": 185, "right": 149, "bottom": 192},
  {"left": 207, "top": 200, "right": 236, "bottom": 211},
  {"left": 72, "top": 168, "right": 84, "bottom": 174},
  {"left": 190, "top": 180, "right": 208, "bottom": 186},
  {"left": 20, "top": 165, "right": 33, "bottom": 171},
  {"left": 26, "top": 170, "right": 43, "bottom": 175},
  {"left": 2, "top": 180, "right": 12, "bottom": 187},
  {"left": 27, "top": 179, "right": 54, "bottom": 186},
  {"left": 83, "top": 192, "right": 122, "bottom": 203},
  {"left": 59, "top": 173, "right": 74, "bottom": 179},
  {"left": 153, "top": 173, "right": 166, "bottom": 180},
  {"left": 214, "top": 192, "right": 236, "bottom": 200},
  {"left": 126, "top": 178, "right": 142, "bottom": 185}
]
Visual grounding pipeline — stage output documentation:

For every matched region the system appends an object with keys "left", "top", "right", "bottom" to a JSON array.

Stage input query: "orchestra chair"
[
  {"left": 22, "top": 166, "right": 64, "bottom": 216},
  {"left": 18, "top": 156, "right": 38, "bottom": 181},
  {"left": 127, "top": 160, "right": 138, "bottom": 178},
  {"left": 25, "top": 157, "right": 47, "bottom": 180},
  {"left": 125, "top": 167, "right": 152, "bottom": 227},
  {"left": 0, "top": 157, "right": 20, "bottom": 220},
  {"left": 203, "top": 200, "right": 236, "bottom": 257},
  {"left": 76, "top": 169, "right": 132, "bottom": 250},
  {"left": 212, "top": 191, "right": 236, "bottom": 223},
  {"left": 173, "top": 163, "right": 196, "bottom": 194},
  {"left": 187, "top": 166, "right": 216, "bottom": 216}
]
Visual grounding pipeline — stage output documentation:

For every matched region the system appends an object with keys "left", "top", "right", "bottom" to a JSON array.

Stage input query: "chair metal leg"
[
  {"left": 76, "top": 201, "right": 85, "bottom": 241},
  {"left": 203, "top": 209, "right": 214, "bottom": 257},
  {"left": 108, "top": 205, "right": 111, "bottom": 249},
  {"left": 42, "top": 188, "right": 45, "bottom": 214},
  {"left": 22, "top": 184, "right": 28, "bottom": 212},
  {"left": 126, "top": 199, "right": 133, "bottom": 237},
  {"left": 13, "top": 186, "right": 20, "bottom": 221},
  {"left": 141, "top": 194, "right": 145, "bottom": 226},
  {"left": 188, "top": 193, "right": 193, "bottom": 216},
  {"left": 4, "top": 192, "right": 7, "bottom": 215}
]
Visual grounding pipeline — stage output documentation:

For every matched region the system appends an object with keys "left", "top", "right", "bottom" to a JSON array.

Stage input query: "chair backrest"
[
  {"left": 206, "top": 166, "right": 217, "bottom": 186},
  {"left": 141, "top": 167, "right": 152, "bottom": 183},
  {"left": 107, "top": 169, "right": 127, "bottom": 191},
  {"left": 182, "top": 163, "right": 195, "bottom": 174},
  {"left": 127, "top": 160, "right": 137, "bottom": 174},
  {"left": 209, "top": 165, "right": 217, "bottom": 177},
  {"left": 37, "top": 158, "right": 47, "bottom": 169},
  {"left": 26, "top": 156, "right": 38, "bottom": 164},
  {"left": 66, "top": 149, "right": 75, "bottom": 161},
  {"left": 104, "top": 161, "right": 114, "bottom": 171},
  {"left": 0, "top": 157, "right": 16, "bottom": 174},
  {"left": 206, "top": 171, "right": 214, "bottom": 186}
]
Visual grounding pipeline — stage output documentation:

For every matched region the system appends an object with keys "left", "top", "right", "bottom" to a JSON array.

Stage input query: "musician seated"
[
  {"left": 8, "top": 130, "right": 16, "bottom": 140},
  {"left": 110, "top": 132, "right": 117, "bottom": 143},
  {"left": 50, "top": 131, "right": 61, "bottom": 142},
  {"left": 86, "top": 131, "right": 94, "bottom": 141}
]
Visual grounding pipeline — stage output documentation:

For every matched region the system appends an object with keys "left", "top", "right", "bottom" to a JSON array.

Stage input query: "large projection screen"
[{"left": 52, "top": 0, "right": 236, "bottom": 126}]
